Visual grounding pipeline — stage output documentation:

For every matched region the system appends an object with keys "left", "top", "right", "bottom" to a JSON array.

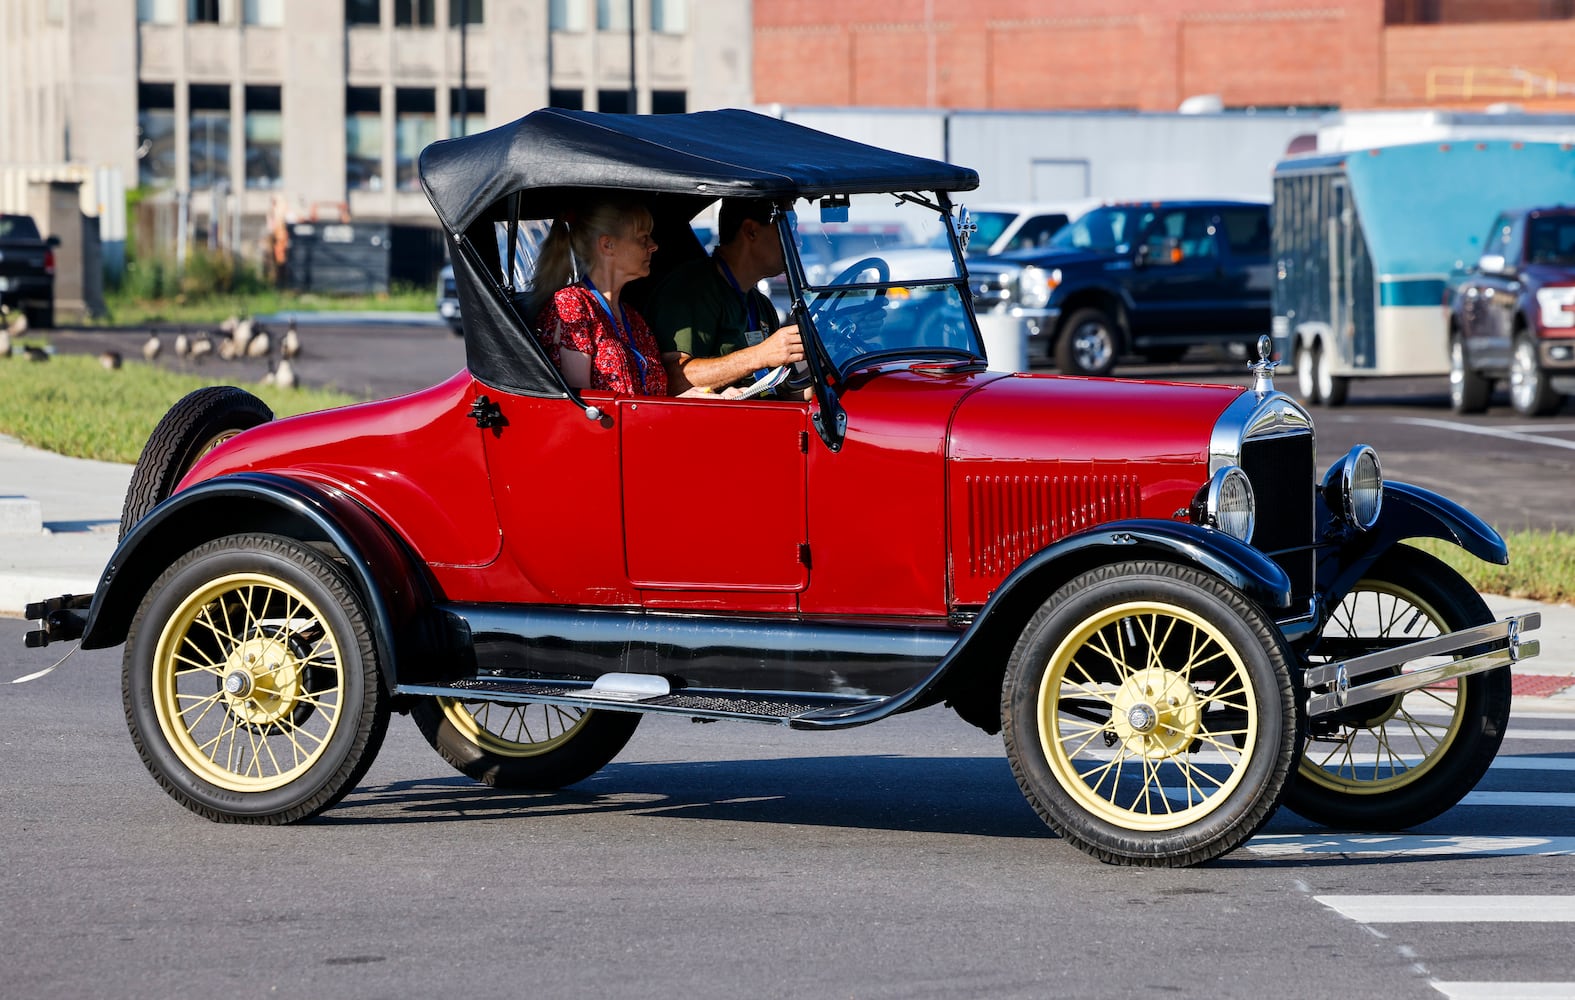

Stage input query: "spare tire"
[{"left": 119, "top": 386, "right": 274, "bottom": 539}]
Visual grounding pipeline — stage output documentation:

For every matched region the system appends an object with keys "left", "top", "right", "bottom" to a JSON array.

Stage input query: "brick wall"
[{"left": 753, "top": 0, "right": 1575, "bottom": 113}]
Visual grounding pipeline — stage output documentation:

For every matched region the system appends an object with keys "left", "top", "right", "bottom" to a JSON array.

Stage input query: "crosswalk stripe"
[
  {"left": 1462, "top": 791, "right": 1575, "bottom": 807},
  {"left": 1490, "top": 757, "right": 1575, "bottom": 771},
  {"left": 1249, "top": 835, "right": 1575, "bottom": 857},
  {"left": 1315, "top": 895, "right": 1575, "bottom": 922},
  {"left": 1504, "top": 729, "right": 1575, "bottom": 741},
  {"left": 1432, "top": 983, "right": 1575, "bottom": 1000}
]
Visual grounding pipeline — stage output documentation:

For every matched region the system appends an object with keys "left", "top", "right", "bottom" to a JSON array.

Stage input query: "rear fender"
[
  {"left": 1317, "top": 480, "right": 1507, "bottom": 608},
  {"left": 82, "top": 473, "right": 444, "bottom": 688}
]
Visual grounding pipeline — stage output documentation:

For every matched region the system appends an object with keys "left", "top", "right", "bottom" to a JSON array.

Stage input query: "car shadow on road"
[{"left": 326, "top": 753, "right": 1052, "bottom": 839}]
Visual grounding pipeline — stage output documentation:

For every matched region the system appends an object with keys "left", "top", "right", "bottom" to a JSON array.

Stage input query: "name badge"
[{"left": 743, "top": 327, "right": 766, "bottom": 347}]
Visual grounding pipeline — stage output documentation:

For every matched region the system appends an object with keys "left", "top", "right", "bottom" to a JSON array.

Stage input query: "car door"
[
  {"left": 618, "top": 396, "right": 810, "bottom": 612},
  {"left": 1466, "top": 213, "right": 1520, "bottom": 370},
  {"left": 1127, "top": 207, "right": 1227, "bottom": 339}
]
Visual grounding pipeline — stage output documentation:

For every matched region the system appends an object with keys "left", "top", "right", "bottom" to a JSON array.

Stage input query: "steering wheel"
[{"left": 802, "top": 256, "right": 892, "bottom": 371}]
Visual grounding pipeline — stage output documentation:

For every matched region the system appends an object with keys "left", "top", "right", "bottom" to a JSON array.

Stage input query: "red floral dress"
[{"left": 536, "top": 284, "right": 668, "bottom": 396}]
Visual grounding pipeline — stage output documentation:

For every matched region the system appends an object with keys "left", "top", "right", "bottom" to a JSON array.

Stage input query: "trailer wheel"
[
  {"left": 1313, "top": 342, "right": 1349, "bottom": 407},
  {"left": 1002, "top": 561, "right": 1297, "bottom": 866},
  {"left": 1295, "top": 341, "right": 1323, "bottom": 404}
]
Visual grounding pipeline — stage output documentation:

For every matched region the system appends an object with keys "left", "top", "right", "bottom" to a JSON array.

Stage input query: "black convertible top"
[{"left": 419, "top": 108, "right": 978, "bottom": 234}]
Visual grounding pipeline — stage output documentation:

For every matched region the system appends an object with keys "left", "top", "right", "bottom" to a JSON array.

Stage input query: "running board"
[
  {"left": 1303, "top": 613, "right": 1540, "bottom": 719},
  {"left": 395, "top": 676, "right": 887, "bottom": 726}
]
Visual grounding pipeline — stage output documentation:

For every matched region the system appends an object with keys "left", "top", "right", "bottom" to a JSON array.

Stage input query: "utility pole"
[
  {"left": 458, "top": 0, "right": 469, "bottom": 135},
  {"left": 627, "top": 0, "right": 636, "bottom": 113}
]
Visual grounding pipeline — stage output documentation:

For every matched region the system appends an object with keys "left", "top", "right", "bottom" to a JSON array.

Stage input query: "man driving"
[{"left": 648, "top": 198, "right": 806, "bottom": 394}]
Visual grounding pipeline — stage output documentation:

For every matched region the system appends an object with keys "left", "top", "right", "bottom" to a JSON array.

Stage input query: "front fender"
[
  {"left": 1318, "top": 479, "right": 1507, "bottom": 605},
  {"left": 81, "top": 473, "right": 440, "bottom": 688}
]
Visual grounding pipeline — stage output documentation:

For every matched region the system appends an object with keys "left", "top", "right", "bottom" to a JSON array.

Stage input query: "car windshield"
[
  {"left": 1526, "top": 215, "right": 1575, "bottom": 266},
  {"left": 0, "top": 215, "right": 42, "bottom": 240},
  {"left": 788, "top": 195, "right": 981, "bottom": 372},
  {"left": 1045, "top": 205, "right": 1146, "bottom": 253}
]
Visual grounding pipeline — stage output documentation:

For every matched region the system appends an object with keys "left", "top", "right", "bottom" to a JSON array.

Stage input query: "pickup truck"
[
  {"left": 969, "top": 200, "right": 1272, "bottom": 376},
  {"left": 0, "top": 213, "right": 57, "bottom": 329}
]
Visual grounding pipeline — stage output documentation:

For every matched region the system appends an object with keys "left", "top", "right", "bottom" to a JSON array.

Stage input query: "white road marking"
[
  {"left": 1490, "top": 756, "right": 1575, "bottom": 771},
  {"left": 1461, "top": 791, "right": 1575, "bottom": 807},
  {"left": 1316, "top": 895, "right": 1575, "bottom": 922},
  {"left": 1395, "top": 416, "right": 1575, "bottom": 451},
  {"left": 1248, "top": 835, "right": 1575, "bottom": 857},
  {"left": 1432, "top": 983, "right": 1575, "bottom": 1000},
  {"left": 1504, "top": 729, "right": 1575, "bottom": 742}
]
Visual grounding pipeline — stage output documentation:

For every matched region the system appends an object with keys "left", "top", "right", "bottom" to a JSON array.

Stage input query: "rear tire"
[
  {"left": 119, "top": 386, "right": 273, "bottom": 538},
  {"left": 1448, "top": 331, "right": 1490, "bottom": 414},
  {"left": 411, "top": 698, "right": 640, "bottom": 790}
]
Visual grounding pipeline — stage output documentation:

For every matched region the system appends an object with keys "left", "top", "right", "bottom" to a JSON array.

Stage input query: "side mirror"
[
  {"left": 46, "top": 235, "right": 61, "bottom": 248},
  {"left": 1477, "top": 253, "right": 1507, "bottom": 276}
]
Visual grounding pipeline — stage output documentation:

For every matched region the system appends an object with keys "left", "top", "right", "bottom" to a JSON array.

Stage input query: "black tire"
[
  {"left": 1001, "top": 561, "right": 1298, "bottom": 866},
  {"left": 122, "top": 533, "right": 390, "bottom": 823},
  {"left": 1054, "top": 307, "right": 1121, "bottom": 377},
  {"left": 119, "top": 386, "right": 273, "bottom": 539},
  {"left": 1314, "top": 341, "right": 1349, "bottom": 407},
  {"left": 1448, "top": 331, "right": 1490, "bottom": 414},
  {"left": 411, "top": 698, "right": 640, "bottom": 789},
  {"left": 1509, "top": 333, "right": 1562, "bottom": 417},
  {"left": 1294, "top": 340, "right": 1323, "bottom": 405},
  {"left": 1284, "top": 545, "right": 1511, "bottom": 830}
]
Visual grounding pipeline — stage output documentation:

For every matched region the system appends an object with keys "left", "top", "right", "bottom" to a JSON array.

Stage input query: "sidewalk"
[{"left": 2, "top": 432, "right": 1571, "bottom": 711}]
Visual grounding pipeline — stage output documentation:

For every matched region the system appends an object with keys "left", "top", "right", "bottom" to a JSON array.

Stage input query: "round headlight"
[
  {"left": 1017, "top": 266, "right": 1061, "bottom": 309},
  {"left": 1326, "top": 445, "right": 1383, "bottom": 530},
  {"left": 1197, "top": 466, "right": 1256, "bottom": 542}
]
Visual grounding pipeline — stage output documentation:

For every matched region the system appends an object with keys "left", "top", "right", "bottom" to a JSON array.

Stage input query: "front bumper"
[{"left": 1303, "top": 613, "right": 1539, "bottom": 718}]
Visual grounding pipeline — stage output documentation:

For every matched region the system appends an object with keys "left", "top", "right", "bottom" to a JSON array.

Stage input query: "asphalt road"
[{"left": 3, "top": 616, "right": 1572, "bottom": 999}]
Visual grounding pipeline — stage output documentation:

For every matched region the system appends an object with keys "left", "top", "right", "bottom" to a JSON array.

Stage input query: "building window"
[
  {"left": 346, "top": 87, "right": 383, "bottom": 191},
  {"left": 346, "top": 0, "right": 380, "bottom": 25},
  {"left": 395, "top": 0, "right": 434, "bottom": 25},
  {"left": 651, "top": 90, "right": 685, "bottom": 114},
  {"left": 189, "top": 0, "right": 224, "bottom": 23},
  {"left": 549, "top": 88, "right": 584, "bottom": 110},
  {"left": 550, "top": 0, "right": 585, "bottom": 30},
  {"left": 596, "top": 0, "right": 628, "bottom": 31},
  {"left": 189, "top": 84, "right": 232, "bottom": 190},
  {"left": 245, "top": 86, "right": 282, "bottom": 190},
  {"left": 449, "top": 0, "right": 483, "bottom": 25},
  {"left": 597, "top": 89, "right": 632, "bottom": 113},
  {"left": 138, "top": 0, "right": 177, "bottom": 22},
  {"left": 396, "top": 88, "right": 436, "bottom": 191},
  {"left": 449, "top": 88, "right": 485, "bottom": 137},
  {"left": 137, "top": 83, "right": 177, "bottom": 189},
  {"left": 244, "top": 0, "right": 282, "bottom": 24},
  {"left": 651, "top": 0, "right": 684, "bottom": 33}
]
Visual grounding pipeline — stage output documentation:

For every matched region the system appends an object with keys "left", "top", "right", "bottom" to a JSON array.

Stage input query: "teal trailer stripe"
[{"left": 1380, "top": 278, "right": 1447, "bottom": 307}]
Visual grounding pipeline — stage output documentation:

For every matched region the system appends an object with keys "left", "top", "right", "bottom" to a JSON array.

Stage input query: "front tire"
[
  {"left": 122, "top": 533, "right": 390, "bottom": 823},
  {"left": 1054, "top": 308, "right": 1121, "bottom": 377},
  {"left": 411, "top": 698, "right": 640, "bottom": 789},
  {"left": 1509, "top": 333, "right": 1562, "bottom": 416},
  {"left": 119, "top": 386, "right": 274, "bottom": 538},
  {"left": 1284, "top": 545, "right": 1510, "bottom": 830},
  {"left": 1001, "top": 561, "right": 1297, "bottom": 866}
]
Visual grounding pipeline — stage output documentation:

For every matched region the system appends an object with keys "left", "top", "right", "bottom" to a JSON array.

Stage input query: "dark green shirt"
[{"left": 648, "top": 256, "right": 779, "bottom": 359}]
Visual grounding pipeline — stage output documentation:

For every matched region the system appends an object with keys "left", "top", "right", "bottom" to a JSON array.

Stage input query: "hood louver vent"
[{"left": 964, "top": 473, "right": 1141, "bottom": 578}]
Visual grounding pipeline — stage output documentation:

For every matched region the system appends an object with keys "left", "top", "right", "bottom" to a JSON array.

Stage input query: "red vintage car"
[{"left": 26, "top": 109, "right": 1540, "bottom": 866}]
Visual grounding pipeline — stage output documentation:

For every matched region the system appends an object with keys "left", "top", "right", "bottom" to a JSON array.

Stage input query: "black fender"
[
  {"left": 799, "top": 519, "right": 1291, "bottom": 733},
  {"left": 81, "top": 473, "right": 445, "bottom": 689},
  {"left": 1317, "top": 479, "right": 1507, "bottom": 608}
]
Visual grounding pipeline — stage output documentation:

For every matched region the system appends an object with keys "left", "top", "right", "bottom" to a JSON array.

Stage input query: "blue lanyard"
[
  {"left": 581, "top": 277, "right": 647, "bottom": 386},
  {"left": 713, "top": 252, "right": 759, "bottom": 332}
]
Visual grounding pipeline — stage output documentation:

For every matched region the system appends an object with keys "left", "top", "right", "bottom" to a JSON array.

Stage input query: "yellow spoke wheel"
[
  {"left": 124, "top": 534, "right": 387, "bottom": 823},
  {"left": 438, "top": 700, "right": 592, "bottom": 757},
  {"left": 1285, "top": 545, "right": 1510, "bottom": 830},
  {"left": 411, "top": 696, "right": 640, "bottom": 791},
  {"left": 1003, "top": 561, "right": 1295, "bottom": 867}
]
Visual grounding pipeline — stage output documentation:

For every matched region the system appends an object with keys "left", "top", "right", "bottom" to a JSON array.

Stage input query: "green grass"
[
  {"left": 97, "top": 285, "right": 434, "bottom": 327},
  {"left": 1411, "top": 533, "right": 1575, "bottom": 605},
  {"left": 0, "top": 354, "right": 358, "bottom": 464}
]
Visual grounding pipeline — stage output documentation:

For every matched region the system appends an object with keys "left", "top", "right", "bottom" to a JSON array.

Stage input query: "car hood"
[{"left": 948, "top": 372, "right": 1244, "bottom": 465}]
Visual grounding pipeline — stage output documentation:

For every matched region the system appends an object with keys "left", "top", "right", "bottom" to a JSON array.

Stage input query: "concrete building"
[{"left": 1, "top": 0, "right": 754, "bottom": 230}]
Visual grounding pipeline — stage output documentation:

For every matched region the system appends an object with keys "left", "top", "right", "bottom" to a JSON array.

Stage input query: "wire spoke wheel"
[
  {"left": 1285, "top": 545, "right": 1509, "bottom": 829},
  {"left": 124, "top": 534, "right": 387, "bottom": 823},
  {"left": 412, "top": 696, "right": 640, "bottom": 790},
  {"left": 1003, "top": 561, "right": 1295, "bottom": 866}
]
